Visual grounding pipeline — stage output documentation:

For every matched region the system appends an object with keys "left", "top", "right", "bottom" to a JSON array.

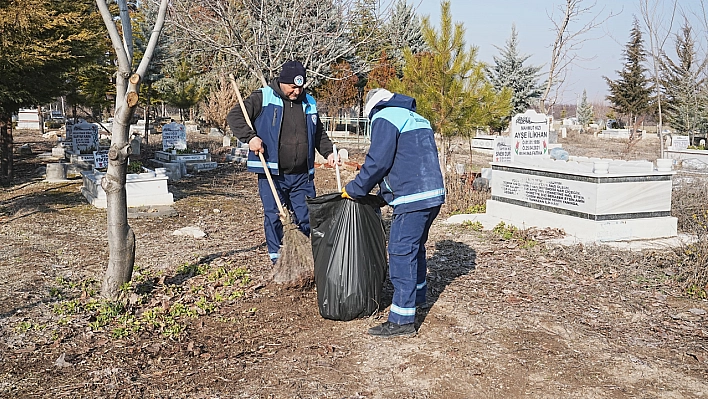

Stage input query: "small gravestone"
[
  {"left": 493, "top": 136, "right": 513, "bottom": 163},
  {"left": 671, "top": 135, "right": 690, "bottom": 150},
  {"left": 511, "top": 110, "right": 549, "bottom": 161},
  {"left": 130, "top": 135, "right": 141, "bottom": 156},
  {"left": 46, "top": 163, "right": 67, "bottom": 182},
  {"left": 548, "top": 129, "right": 558, "bottom": 144},
  {"left": 93, "top": 150, "right": 109, "bottom": 169},
  {"left": 162, "top": 122, "right": 187, "bottom": 151},
  {"left": 64, "top": 120, "right": 74, "bottom": 143}
]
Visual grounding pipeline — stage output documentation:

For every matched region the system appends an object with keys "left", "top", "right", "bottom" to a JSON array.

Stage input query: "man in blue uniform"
[
  {"left": 227, "top": 60, "right": 336, "bottom": 264},
  {"left": 342, "top": 88, "right": 445, "bottom": 337}
]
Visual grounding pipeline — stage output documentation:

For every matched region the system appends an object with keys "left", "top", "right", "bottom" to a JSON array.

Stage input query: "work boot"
[{"left": 368, "top": 321, "right": 416, "bottom": 337}]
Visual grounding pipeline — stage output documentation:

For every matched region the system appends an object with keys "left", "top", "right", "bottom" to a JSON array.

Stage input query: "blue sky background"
[{"left": 407, "top": 0, "right": 708, "bottom": 104}]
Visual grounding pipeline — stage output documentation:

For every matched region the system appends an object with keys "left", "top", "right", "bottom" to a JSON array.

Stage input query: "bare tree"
[
  {"left": 639, "top": 0, "right": 678, "bottom": 158},
  {"left": 96, "top": 0, "right": 169, "bottom": 299},
  {"left": 540, "top": 0, "right": 618, "bottom": 114},
  {"left": 166, "top": 0, "right": 389, "bottom": 86}
]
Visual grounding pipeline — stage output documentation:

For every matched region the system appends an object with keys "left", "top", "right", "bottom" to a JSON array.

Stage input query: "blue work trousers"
[
  {"left": 387, "top": 205, "right": 441, "bottom": 325},
  {"left": 258, "top": 173, "right": 315, "bottom": 263}
]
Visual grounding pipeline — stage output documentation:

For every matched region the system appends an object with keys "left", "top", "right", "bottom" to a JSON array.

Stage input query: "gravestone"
[
  {"left": 671, "top": 135, "right": 690, "bottom": 150},
  {"left": 93, "top": 150, "right": 109, "bottom": 169},
  {"left": 447, "top": 156, "right": 677, "bottom": 243},
  {"left": 162, "top": 122, "right": 187, "bottom": 151},
  {"left": 152, "top": 122, "right": 216, "bottom": 177},
  {"left": 46, "top": 163, "right": 68, "bottom": 182},
  {"left": 64, "top": 120, "right": 74, "bottom": 143},
  {"left": 511, "top": 110, "right": 549, "bottom": 160},
  {"left": 71, "top": 122, "right": 99, "bottom": 154},
  {"left": 493, "top": 136, "right": 513, "bottom": 164}
]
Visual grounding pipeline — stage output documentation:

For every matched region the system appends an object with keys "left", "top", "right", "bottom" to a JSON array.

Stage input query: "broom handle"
[
  {"left": 229, "top": 74, "right": 286, "bottom": 219},
  {"left": 333, "top": 143, "right": 341, "bottom": 191}
]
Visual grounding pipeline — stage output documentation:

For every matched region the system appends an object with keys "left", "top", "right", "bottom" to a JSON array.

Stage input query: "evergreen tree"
[
  {"left": 0, "top": 0, "right": 106, "bottom": 184},
  {"left": 486, "top": 24, "right": 544, "bottom": 124},
  {"left": 350, "top": 0, "right": 381, "bottom": 67},
  {"left": 388, "top": 1, "right": 511, "bottom": 139},
  {"left": 577, "top": 89, "right": 594, "bottom": 127},
  {"left": 60, "top": 1, "right": 114, "bottom": 122},
  {"left": 158, "top": 58, "right": 207, "bottom": 121},
  {"left": 604, "top": 18, "right": 653, "bottom": 128},
  {"left": 383, "top": 0, "right": 426, "bottom": 76},
  {"left": 659, "top": 22, "right": 708, "bottom": 138}
]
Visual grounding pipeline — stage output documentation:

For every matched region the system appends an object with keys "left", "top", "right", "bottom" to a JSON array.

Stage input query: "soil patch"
[{"left": 1, "top": 130, "right": 707, "bottom": 398}]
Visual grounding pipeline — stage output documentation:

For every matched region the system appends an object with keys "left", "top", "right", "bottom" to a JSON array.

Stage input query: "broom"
[{"left": 229, "top": 75, "right": 314, "bottom": 285}]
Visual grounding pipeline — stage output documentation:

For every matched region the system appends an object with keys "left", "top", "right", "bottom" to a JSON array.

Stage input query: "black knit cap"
[{"left": 279, "top": 60, "right": 306, "bottom": 87}]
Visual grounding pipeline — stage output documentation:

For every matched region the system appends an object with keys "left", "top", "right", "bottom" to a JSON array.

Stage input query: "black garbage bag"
[{"left": 307, "top": 193, "right": 387, "bottom": 321}]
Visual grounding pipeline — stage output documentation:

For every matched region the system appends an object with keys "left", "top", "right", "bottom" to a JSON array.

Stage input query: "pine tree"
[
  {"left": 383, "top": 0, "right": 426, "bottom": 76},
  {"left": 388, "top": 1, "right": 511, "bottom": 139},
  {"left": 350, "top": 0, "right": 381, "bottom": 66},
  {"left": 577, "top": 89, "right": 594, "bottom": 127},
  {"left": 604, "top": 18, "right": 653, "bottom": 128},
  {"left": 486, "top": 24, "right": 544, "bottom": 123},
  {"left": 659, "top": 22, "right": 708, "bottom": 138},
  {"left": 0, "top": 0, "right": 106, "bottom": 185},
  {"left": 158, "top": 58, "right": 207, "bottom": 121}
]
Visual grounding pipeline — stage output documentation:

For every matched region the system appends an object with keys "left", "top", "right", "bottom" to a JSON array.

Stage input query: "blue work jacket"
[
  {"left": 345, "top": 94, "right": 446, "bottom": 214},
  {"left": 246, "top": 86, "right": 319, "bottom": 177}
]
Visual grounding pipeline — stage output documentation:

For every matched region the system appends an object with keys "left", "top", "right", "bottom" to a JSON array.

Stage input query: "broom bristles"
[{"left": 271, "top": 215, "right": 314, "bottom": 286}]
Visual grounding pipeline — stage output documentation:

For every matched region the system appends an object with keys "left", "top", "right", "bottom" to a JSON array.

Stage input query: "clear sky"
[{"left": 408, "top": 0, "right": 708, "bottom": 105}]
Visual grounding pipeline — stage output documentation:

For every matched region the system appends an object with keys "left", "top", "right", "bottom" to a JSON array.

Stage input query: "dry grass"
[
  {"left": 670, "top": 175, "right": 708, "bottom": 296},
  {"left": 443, "top": 172, "right": 490, "bottom": 215}
]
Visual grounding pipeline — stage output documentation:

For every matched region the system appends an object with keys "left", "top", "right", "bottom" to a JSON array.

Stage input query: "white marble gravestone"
[
  {"left": 671, "top": 135, "right": 690, "bottom": 150},
  {"left": 511, "top": 110, "right": 549, "bottom": 160},
  {"left": 447, "top": 156, "right": 677, "bottom": 242},
  {"left": 162, "top": 122, "right": 187, "bottom": 151},
  {"left": 93, "top": 150, "right": 109, "bottom": 169},
  {"left": 493, "top": 136, "right": 513, "bottom": 163},
  {"left": 17, "top": 109, "right": 41, "bottom": 130}
]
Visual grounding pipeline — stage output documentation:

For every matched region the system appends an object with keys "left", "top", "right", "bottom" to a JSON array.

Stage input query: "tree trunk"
[
  {"left": 96, "top": 0, "right": 169, "bottom": 299},
  {"left": 101, "top": 114, "right": 136, "bottom": 299},
  {"left": 0, "top": 116, "right": 14, "bottom": 186}
]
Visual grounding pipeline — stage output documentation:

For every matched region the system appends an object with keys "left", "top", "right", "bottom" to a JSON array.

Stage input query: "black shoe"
[{"left": 368, "top": 321, "right": 416, "bottom": 337}]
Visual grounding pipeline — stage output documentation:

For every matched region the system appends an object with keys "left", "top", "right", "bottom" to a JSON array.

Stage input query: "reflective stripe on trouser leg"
[
  {"left": 258, "top": 175, "right": 285, "bottom": 262},
  {"left": 416, "top": 206, "right": 439, "bottom": 305},
  {"left": 387, "top": 206, "right": 440, "bottom": 325}
]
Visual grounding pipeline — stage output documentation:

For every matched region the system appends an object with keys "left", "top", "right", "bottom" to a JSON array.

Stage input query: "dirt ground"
[{"left": 1, "top": 130, "right": 707, "bottom": 398}]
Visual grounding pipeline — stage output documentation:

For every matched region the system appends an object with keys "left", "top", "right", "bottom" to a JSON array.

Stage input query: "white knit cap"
[{"left": 363, "top": 88, "right": 393, "bottom": 118}]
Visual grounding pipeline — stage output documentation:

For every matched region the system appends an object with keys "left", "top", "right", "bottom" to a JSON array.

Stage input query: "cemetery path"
[{"left": 1, "top": 130, "right": 707, "bottom": 398}]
